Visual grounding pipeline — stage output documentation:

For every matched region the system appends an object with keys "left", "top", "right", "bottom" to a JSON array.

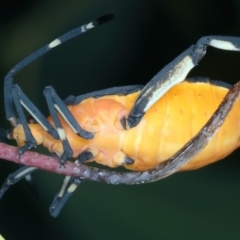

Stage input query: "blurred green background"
[{"left": 1, "top": 0, "right": 240, "bottom": 239}]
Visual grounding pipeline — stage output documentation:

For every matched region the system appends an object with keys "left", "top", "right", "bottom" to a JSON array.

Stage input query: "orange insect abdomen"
[{"left": 122, "top": 81, "right": 240, "bottom": 171}]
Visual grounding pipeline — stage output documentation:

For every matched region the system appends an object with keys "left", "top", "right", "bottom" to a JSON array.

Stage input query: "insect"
[{"left": 1, "top": 14, "right": 240, "bottom": 217}]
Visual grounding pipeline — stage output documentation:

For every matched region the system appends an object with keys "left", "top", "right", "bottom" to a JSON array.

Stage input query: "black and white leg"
[
  {"left": 127, "top": 36, "right": 240, "bottom": 128},
  {"left": 0, "top": 166, "right": 37, "bottom": 199},
  {"left": 4, "top": 14, "right": 114, "bottom": 131},
  {"left": 10, "top": 85, "right": 60, "bottom": 154},
  {"left": 43, "top": 87, "right": 94, "bottom": 139},
  {"left": 49, "top": 150, "right": 94, "bottom": 217},
  {"left": 43, "top": 87, "right": 94, "bottom": 165},
  {"left": 49, "top": 176, "right": 82, "bottom": 218}
]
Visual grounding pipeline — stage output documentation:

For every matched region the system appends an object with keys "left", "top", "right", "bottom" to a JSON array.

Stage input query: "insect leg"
[
  {"left": 43, "top": 86, "right": 93, "bottom": 139},
  {"left": 0, "top": 166, "right": 37, "bottom": 199},
  {"left": 49, "top": 156, "right": 88, "bottom": 218},
  {"left": 43, "top": 87, "right": 75, "bottom": 165},
  {"left": 4, "top": 14, "right": 114, "bottom": 133},
  {"left": 127, "top": 36, "right": 240, "bottom": 128},
  {"left": 49, "top": 176, "right": 82, "bottom": 218},
  {"left": 11, "top": 85, "right": 60, "bottom": 155},
  {"left": 49, "top": 149, "right": 97, "bottom": 217}
]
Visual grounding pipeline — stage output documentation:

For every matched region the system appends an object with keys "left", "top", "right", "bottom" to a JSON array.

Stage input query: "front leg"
[
  {"left": 10, "top": 85, "right": 61, "bottom": 155},
  {"left": 127, "top": 36, "right": 240, "bottom": 128}
]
